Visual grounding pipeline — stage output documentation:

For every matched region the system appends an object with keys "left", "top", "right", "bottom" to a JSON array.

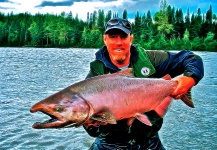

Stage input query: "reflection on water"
[{"left": 0, "top": 48, "right": 216, "bottom": 150}]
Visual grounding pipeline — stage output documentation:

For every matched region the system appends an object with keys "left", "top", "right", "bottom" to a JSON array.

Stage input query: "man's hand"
[{"left": 171, "top": 76, "right": 195, "bottom": 99}]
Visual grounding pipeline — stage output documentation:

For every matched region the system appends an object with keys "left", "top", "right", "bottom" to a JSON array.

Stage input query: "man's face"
[{"left": 103, "top": 29, "right": 133, "bottom": 65}]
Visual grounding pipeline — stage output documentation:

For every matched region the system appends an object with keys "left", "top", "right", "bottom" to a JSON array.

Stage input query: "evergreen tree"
[
  {"left": 92, "top": 10, "right": 97, "bottom": 27},
  {"left": 214, "top": 21, "right": 217, "bottom": 40},
  {"left": 97, "top": 9, "right": 105, "bottom": 34},
  {"left": 113, "top": 12, "right": 118, "bottom": 18},
  {"left": 189, "top": 13, "right": 198, "bottom": 40},
  {"left": 182, "top": 29, "right": 191, "bottom": 49},
  {"left": 195, "top": 8, "right": 202, "bottom": 37},
  {"left": 201, "top": 5, "right": 214, "bottom": 38},
  {"left": 206, "top": 5, "right": 213, "bottom": 24},
  {"left": 174, "top": 8, "right": 185, "bottom": 38},
  {"left": 185, "top": 8, "right": 191, "bottom": 32},
  {"left": 142, "top": 10, "right": 154, "bottom": 45},
  {"left": 167, "top": 5, "right": 175, "bottom": 24},
  {"left": 160, "top": 0, "right": 167, "bottom": 13},
  {"left": 105, "top": 10, "right": 112, "bottom": 23},
  {"left": 0, "top": 3, "right": 216, "bottom": 51},
  {"left": 0, "top": 21, "right": 7, "bottom": 46},
  {"left": 133, "top": 11, "right": 142, "bottom": 43},
  {"left": 167, "top": 5, "right": 175, "bottom": 39},
  {"left": 123, "top": 9, "right": 128, "bottom": 19}
]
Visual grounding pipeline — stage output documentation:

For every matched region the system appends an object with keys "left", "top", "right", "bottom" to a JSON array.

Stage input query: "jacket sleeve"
[{"left": 147, "top": 50, "right": 204, "bottom": 84}]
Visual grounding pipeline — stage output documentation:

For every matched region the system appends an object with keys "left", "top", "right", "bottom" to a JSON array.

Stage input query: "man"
[{"left": 83, "top": 18, "right": 204, "bottom": 150}]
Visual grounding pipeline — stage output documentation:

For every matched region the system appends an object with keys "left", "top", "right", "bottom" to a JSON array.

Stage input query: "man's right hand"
[{"left": 171, "top": 76, "right": 195, "bottom": 99}]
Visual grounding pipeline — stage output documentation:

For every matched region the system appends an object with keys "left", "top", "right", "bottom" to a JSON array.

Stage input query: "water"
[{"left": 0, "top": 48, "right": 216, "bottom": 150}]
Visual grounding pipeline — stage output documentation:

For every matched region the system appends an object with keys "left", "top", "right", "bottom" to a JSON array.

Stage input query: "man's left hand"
[{"left": 171, "top": 76, "right": 196, "bottom": 99}]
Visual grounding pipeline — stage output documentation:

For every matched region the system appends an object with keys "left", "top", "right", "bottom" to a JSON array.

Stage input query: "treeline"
[{"left": 0, "top": 1, "right": 217, "bottom": 51}]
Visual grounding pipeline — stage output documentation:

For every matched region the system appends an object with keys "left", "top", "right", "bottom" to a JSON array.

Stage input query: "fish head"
[{"left": 30, "top": 90, "right": 90, "bottom": 129}]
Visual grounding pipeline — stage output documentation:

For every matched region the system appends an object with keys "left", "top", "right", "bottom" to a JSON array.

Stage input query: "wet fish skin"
[{"left": 30, "top": 68, "right": 194, "bottom": 129}]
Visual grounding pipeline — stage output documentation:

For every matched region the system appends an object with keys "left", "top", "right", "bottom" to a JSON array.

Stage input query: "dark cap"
[{"left": 105, "top": 18, "right": 132, "bottom": 34}]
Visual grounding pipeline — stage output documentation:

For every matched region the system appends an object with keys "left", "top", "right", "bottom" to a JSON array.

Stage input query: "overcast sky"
[{"left": 0, "top": 0, "right": 216, "bottom": 21}]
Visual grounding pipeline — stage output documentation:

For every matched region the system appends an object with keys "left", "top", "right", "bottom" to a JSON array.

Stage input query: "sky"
[{"left": 0, "top": 0, "right": 216, "bottom": 21}]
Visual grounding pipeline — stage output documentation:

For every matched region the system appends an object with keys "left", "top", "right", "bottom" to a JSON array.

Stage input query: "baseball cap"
[{"left": 105, "top": 18, "right": 132, "bottom": 34}]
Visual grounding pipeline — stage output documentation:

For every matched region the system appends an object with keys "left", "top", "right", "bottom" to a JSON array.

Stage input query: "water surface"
[{"left": 0, "top": 48, "right": 216, "bottom": 149}]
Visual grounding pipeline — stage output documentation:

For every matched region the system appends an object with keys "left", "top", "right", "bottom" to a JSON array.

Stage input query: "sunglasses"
[{"left": 105, "top": 18, "right": 132, "bottom": 30}]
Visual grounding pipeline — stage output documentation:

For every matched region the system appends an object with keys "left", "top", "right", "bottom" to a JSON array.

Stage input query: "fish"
[{"left": 30, "top": 68, "right": 194, "bottom": 129}]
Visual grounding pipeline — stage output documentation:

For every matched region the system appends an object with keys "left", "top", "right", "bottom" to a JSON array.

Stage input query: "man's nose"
[{"left": 116, "top": 36, "right": 123, "bottom": 45}]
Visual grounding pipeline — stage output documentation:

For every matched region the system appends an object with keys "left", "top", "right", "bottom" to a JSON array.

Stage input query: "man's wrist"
[{"left": 184, "top": 72, "right": 197, "bottom": 85}]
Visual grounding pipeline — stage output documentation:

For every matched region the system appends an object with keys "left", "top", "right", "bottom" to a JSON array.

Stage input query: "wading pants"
[{"left": 89, "top": 133, "right": 166, "bottom": 150}]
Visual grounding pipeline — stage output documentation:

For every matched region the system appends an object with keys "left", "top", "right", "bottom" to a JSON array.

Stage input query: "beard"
[
  {"left": 115, "top": 57, "right": 126, "bottom": 64},
  {"left": 111, "top": 52, "right": 129, "bottom": 65}
]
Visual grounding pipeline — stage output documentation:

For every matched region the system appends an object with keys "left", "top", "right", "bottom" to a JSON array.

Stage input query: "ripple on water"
[{"left": 0, "top": 49, "right": 216, "bottom": 149}]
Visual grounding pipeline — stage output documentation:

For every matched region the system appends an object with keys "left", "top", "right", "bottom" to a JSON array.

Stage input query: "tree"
[
  {"left": 191, "top": 37, "right": 206, "bottom": 51},
  {"left": 160, "top": 0, "right": 167, "bottom": 13},
  {"left": 184, "top": 8, "right": 190, "bottom": 32},
  {"left": 0, "top": 4, "right": 216, "bottom": 51},
  {"left": 204, "top": 32, "right": 217, "bottom": 51},
  {"left": 0, "top": 21, "right": 7, "bottom": 46},
  {"left": 123, "top": 9, "right": 128, "bottom": 19},
  {"left": 154, "top": 11, "right": 173, "bottom": 37},
  {"left": 195, "top": 8, "right": 202, "bottom": 37},
  {"left": 28, "top": 21, "right": 41, "bottom": 46},
  {"left": 167, "top": 5, "right": 175, "bottom": 24},
  {"left": 154, "top": 0, "right": 173, "bottom": 38},
  {"left": 201, "top": 5, "right": 214, "bottom": 38},
  {"left": 92, "top": 10, "right": 97, "bottom": 27},
  {"left": 167, "top": 5, "right": 175, "bottom": 39},
  {"left": 151, "top": 34, "right": 169, "bottom": 49},
  {"left": 214, "top": 21, "right": 217, "bottom": 40},
  {"left": 113, "top": 12, "right": 118, "bottom": 18},
  {"left": 133, "top": 11, "right": 142, "bottom": 43},
  {"left": 181, "top": 29, "right": 191, "bottom": 49},
  {"left": 189, "top": 13, "right": 199, "bottom": 40},
  {"left": 105, "top": 10, "right": 112, "bottom": 23},
  {"left": 174, "top": 8, "right": 185, "bottom": 38},
  {"left": 97, "top": 9, "right": 105, "bottom": 34},
  {"left": 206, "top": 5, "right": 213, "bottom": 24},
  {"left": 43, "top": 14, "right": 59, "bottom": 46},
  {"left": 141, "top": 10, "right": 154, "bottom": 44}
]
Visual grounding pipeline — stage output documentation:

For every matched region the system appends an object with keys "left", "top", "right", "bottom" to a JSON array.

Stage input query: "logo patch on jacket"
[{"left": 141, "top": 67, "right": 150, "bottom": 76}]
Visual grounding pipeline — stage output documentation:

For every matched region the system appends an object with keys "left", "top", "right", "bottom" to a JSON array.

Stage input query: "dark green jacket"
[{"left": 84, "top": 45, "right": 204, "bottom": 144}]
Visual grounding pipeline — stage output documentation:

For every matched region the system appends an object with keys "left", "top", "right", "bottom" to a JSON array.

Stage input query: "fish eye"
[{"left": 72, "top": 94, "right": 79, "bottom": 99}]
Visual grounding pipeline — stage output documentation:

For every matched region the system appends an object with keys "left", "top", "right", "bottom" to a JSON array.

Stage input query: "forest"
[{"left": 0, "top": 1, "right": 216, "bottom": 51}]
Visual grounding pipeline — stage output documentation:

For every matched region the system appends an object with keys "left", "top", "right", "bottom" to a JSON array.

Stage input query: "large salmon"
[{"left": 30, "top": 68, "right": 194, "bottom": 129}]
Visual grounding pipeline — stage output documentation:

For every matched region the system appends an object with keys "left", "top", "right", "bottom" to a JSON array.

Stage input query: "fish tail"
[
  {"left": 181, "top": 91, "right": 194, "bottom": 108},
  {"left": 163, "top": 74, "right": 194, "bottom": 108}
]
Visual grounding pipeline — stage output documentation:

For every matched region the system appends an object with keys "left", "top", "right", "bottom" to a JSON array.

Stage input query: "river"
[{"left": 0, "top": 48, "right": 216, "bottom": 150}]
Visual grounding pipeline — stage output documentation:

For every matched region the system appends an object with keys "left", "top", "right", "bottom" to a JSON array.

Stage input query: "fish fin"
[
  {"left": 91, "top": 111, "right": 117, "bottom": 124},
  {"left": 154, "top": 96, "right": 172, "bottom": 118},
  {"left": 162, "top": 74, "right": 194, "bottom": 108},
  {"left": 181, "top": 90, "right": 194, "bottom": 108},
  {"left": 162, "top": 74, "right": 171, "bottom": 80},
  {"left": 135, "top": 113, "right": 152, "bottom": 126},
  {"left": 127, "top": 118, "right": 135, "bottom": 126},
  {"left": 116, "top": 68, "right": 134, "bottom": 77}
]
